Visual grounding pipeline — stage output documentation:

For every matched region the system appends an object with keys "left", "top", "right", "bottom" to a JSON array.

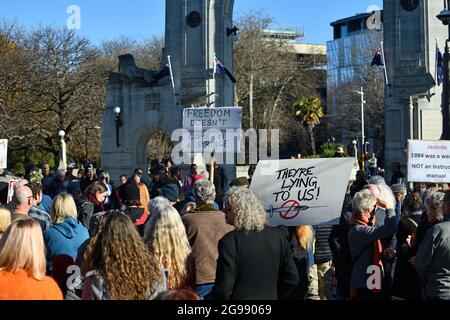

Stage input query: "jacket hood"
[{"left": 53, "top": 216, "right": 81, "bottom": 239}]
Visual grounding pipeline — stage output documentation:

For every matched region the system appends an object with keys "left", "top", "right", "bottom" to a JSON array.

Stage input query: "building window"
[
  {"left": 348, "top": 19, "right": 362, "bottom": 33},
  {"left": 334, "top": 25, "right": 342, "bottom": 40},
  {"left": 145, "top": 94, "right": 160, "bottom": 111}
]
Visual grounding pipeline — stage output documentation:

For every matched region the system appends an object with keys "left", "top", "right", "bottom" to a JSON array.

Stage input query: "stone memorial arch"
[
  {"left": 101, "top": 0, "right": 236, "bottom": 181},
  {"left": 384, "top": 0, "right": 446, "bottom": 175}
]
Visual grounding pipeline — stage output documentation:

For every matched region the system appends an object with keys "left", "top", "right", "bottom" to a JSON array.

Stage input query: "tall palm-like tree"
[{"left": 292, "top": 97, "right": 324, "bottom": 155}]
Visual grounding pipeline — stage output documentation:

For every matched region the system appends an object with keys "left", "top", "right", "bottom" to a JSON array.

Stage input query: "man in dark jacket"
[
  {"left": 50, "top": 169, "right": 70, "bottom": 198},
  {"left": 40, "top": 163, "right": 54, "bottom": 197}
]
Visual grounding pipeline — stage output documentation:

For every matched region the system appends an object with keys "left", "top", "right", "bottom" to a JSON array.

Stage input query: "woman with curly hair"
[
  {"left": 81, "top": 211, "right": 167, "bottom": 300},
  {"left": 144, "top": 203, "right": 195, "bottom": 290}
]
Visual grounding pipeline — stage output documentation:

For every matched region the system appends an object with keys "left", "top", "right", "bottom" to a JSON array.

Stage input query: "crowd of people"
[{"left": 0, "top": 157, "right": 450, "bottom": 301}]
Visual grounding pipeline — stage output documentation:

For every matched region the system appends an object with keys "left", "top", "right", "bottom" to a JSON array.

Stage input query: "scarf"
[
  {"left": 87, "top": 193, "right": 105, "bottom": 213},
  {"left": 193, "top": 203, "right": 217, "bottom": 212}
]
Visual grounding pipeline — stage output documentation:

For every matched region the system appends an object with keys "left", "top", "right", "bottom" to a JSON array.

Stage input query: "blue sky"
[{"left": 0, "top": 0, "right": 382, "bottom": 45}]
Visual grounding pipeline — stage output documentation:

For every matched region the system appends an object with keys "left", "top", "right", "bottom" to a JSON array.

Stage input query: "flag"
[
  {"left": 215, "top": 56, "right": 237, "bottom": 84},
  {"left": 437, "top": 46, "right": 444, "bottom": 86},
  {"left": 371, "top": 49, "right": 384, "bottom": 66},
  {"left": 151, "top": 63, "right": 170, "bottom": 85}
]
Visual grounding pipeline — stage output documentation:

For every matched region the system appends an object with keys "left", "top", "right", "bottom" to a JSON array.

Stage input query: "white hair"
[
  {"left": 425, "top": 192, "right": 445, "bottom": 222},
  {"left": 352, "top": 189, "right": 377, "bottom": 215},
  {"left": 193, "top": 179, "right": 216, "bottom": 204},
  {"left": 149, "top": 196, "right": 171, "bottom": 213},
  {"left": 369, "top": 175, "right": 386, "bottom": 186},
  {"left": 224, "top": 187, "right": 267, "bottom": 231}
]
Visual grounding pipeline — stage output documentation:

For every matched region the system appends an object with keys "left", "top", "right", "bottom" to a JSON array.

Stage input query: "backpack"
[{"left": 76, "top": 198, "right": 94, "bottom": 229}]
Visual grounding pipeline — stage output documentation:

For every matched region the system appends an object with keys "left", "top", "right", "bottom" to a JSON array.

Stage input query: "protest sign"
[
  {"left": 408, "top": 140, "right": 450, "bottom": 183},
  {"left": 182, "top": 107, "right": 242, "bottom": 153},
  {"left": 0, "top": 139, "right": 7, "bottom": 169},
  {"left": 250, "top": 158, "right": 354, "bottom": 226},
  {"left": 7, "top": 178, "right": 19, "bottom": 204}
]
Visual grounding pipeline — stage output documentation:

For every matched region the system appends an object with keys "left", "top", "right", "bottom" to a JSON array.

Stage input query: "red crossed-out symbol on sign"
[{"left": 279, "top": 200, "right": 301, "bottom": 220}]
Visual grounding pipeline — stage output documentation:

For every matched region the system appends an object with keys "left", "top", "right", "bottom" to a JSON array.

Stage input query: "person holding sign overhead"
[{"left": 348, "top": 189, "right": 397, "bottom": 300}]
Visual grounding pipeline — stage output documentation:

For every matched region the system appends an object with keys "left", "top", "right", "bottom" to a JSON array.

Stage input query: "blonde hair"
[
  {"left": 144, "top": 205, "right": 192, "bottom": 289},
  {"left": 295, "top": 225, "right": 314, "bottom": 250},
  {"left": 51, "top": 193, "right": 78, "bottom": 224},
  {"left": 224, "top": 187, "right": 267, "bottom": 232},
  {"left": 0, "top": 207, "right": 11, "bottom": 237},
  {"left": 0, "top": 217, "right": 46, "bottom": 280}
]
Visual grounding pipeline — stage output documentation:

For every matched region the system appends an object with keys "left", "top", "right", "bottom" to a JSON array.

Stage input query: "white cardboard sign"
[
  {"left": 250, "top": 158, "right": 354, "bottom": 226},
  {"left": 408, "top": 140, "right": 450, "bottom": 183}
]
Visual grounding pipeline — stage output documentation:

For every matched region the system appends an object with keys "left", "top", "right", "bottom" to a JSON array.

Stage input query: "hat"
[
  {"left": 119, "top": 183, "right": 140, "bottom": 201},
  {"left": 230, "top": 177, "right": 250, "bottom": 187},
  {"left": 336, "top": 147, "right": 344, "bottom": 154},
  {"left": 86, "top": 164, "right": 94, "bottom": 171},
  {"left": 193, "top": 174, "right": 204, "bottom": 182},
  {"left": 159, "top": 183, "right": 179, "bottom": 202}
]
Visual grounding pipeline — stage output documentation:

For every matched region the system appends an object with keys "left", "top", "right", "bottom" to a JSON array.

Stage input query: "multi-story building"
[{"left": 327, "top": 12, "right": 384, "bottom": 157}]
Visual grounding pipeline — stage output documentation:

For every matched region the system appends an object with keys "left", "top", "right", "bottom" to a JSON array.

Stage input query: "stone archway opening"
[{"left": 146, "top": 129, "right": 173, "bottom": 172}]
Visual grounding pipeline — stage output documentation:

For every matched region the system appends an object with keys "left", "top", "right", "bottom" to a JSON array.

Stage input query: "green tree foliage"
[{"left": 292, "top": 96, "right": 324, "bottom": 155}]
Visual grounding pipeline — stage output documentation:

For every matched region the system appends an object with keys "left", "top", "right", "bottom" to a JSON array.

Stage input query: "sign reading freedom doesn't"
[
  {"left": 408, "top": 140, "right": 450, "bottom": 183},
  {"left": 182, "top": 107, "right": 242, "bottom": 153},
  {"left": 250, "top": 158, "right": 354, "bottom": 226}
]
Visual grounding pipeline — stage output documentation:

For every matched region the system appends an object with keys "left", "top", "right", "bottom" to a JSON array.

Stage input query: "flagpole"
[
  {"left": 436, "top": 38, "right": 439, "bottom": 94},
  {"left": 436, "top": 39, "right": 439, "bottom": 82},
  {"left": 212, "top": 52, "right": 217, "bottom": 107},
  {"left": 167, "top": 55, "right": 177, "bottom": 105},
  {"left": 380, "top": 41, "right": 389, "bottom": 86}
]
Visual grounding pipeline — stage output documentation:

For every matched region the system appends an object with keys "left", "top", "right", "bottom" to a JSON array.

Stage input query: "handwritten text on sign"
[
  {"left": 250, "top": 158, "right": 354, "bottom": 226},
  {"left": 183, "top": 107, "right": 242, "bottom": 130},
  {"left": 408, "top": 140, "right": 450, "bottom": 183},
  {"left": 182, "top": 107, "right": 242, "bottom": 153},
  {"left": 0, "top": 139, "right": 7, "bottom": 169}
]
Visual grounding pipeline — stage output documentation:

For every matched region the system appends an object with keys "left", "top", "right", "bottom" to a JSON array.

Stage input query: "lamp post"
[
  {"left": 437, "top": 0, "right": 450, "bottom": 140},
  {"left": 58, "top": 129, "right": 67, "bottom": 171},
  {"left": 354, "top": 87, "right": 366, "bottom": 170},
  {"left": 114, "top": 107, "right": 123, "bottom": 148}
]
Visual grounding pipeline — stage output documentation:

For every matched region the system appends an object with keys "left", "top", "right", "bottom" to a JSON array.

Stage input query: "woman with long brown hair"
[
  {"left": 0, "top": 217, "right": 63, "bottom": 299},
  {"left": 81, "top": 211, "right": 167, "bottom": 300}
]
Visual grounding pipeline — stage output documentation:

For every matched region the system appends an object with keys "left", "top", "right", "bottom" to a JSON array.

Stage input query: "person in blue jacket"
[{"left": 44, "top": 193, "right": 89, "bottom": 274}]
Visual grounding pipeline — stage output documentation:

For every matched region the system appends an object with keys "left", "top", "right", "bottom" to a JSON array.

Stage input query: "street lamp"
[
  {"left": 85, "top": 126, "right": 100, "bottom": 166},
  {"left": 352, "top": 139, "right": 360, "bottom": 170},
  {"left": 352, "top": 140, "right": 358, "bottom": 158},
  {"left": 437, "top": 0, "right": 450, "bottom": 140},
  {"left": 58, "top": 129, "right": 67, "bottom": 170},
  {"left": 114, "top": 107, "right": 123, "bottom": 148}
]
